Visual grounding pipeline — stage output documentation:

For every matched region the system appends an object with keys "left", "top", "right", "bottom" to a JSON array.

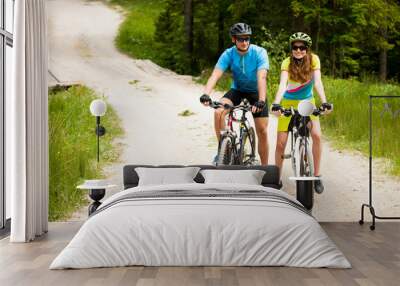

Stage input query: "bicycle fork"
[{"left": 281, "top": 130, "right": 295, "bottom": 160}]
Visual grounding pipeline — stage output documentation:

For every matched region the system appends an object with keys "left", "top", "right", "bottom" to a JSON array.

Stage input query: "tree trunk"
[
  {"left": 315, "top": 0, "right": 320, "bottom": 53},
  {"left": 184, "top": 0, "right": 193, "bottom": 73},
  {"left": 379, "top": 27, "right": 388, "bottom": 82},
  {"left": 330, "top": 44, "right": 336, "bottom": 77},
  {"left": 329, "top": 0, "right": 336, "bottom": 77},
  {"left": 218, "top": 8, "right": 224, "bottom": 55},
  {"left": 339, "top": 42, "right": 344, "bottom": 78}
]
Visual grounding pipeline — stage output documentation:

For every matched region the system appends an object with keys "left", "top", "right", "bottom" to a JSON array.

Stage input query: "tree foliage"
[{"left": 154, "top": 0, "right": 400, "bottom": 81}]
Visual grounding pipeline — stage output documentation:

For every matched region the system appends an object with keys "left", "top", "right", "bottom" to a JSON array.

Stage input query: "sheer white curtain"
[{"left": 8, "top": 0, "right": 49, "bottom": 242}]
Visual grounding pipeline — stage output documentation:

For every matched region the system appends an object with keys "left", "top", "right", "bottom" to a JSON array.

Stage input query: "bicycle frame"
[
  {"left": 218, "top": 103, "right": 256, "bottom": 165},
  {"left": 237, "top": 109, "right": 256, "bottom": 164},
  {"left": 278, "top": 103, "right": 329, "bottom": 210},
  {"left": 286, "top": 111, "right": 313, "bottom": 177},
  {"left": 284, "top": 111, "right": 315, "bottom": 210}
]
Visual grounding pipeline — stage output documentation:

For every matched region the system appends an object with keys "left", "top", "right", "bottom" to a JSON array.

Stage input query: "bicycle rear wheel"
[
  {"left": 217, "top": 135, "right": 234, "bottom": 165},
  {"left": 239, "top": 127, "right": 256, "bottom": 165}
]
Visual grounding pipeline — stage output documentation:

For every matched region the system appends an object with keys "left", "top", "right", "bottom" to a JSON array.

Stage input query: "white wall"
[{"left": 6, "top": 0, "right": 14, "bottom": 33}]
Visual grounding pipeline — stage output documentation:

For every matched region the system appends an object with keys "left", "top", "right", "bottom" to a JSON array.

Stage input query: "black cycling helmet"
[{"left": 229, "top": 23, "right": 252, "bottom": 37}]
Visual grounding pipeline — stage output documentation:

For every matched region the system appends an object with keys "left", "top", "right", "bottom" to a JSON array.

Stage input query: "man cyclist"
[{"left": 200, "top": 23, "right": 270, "bottom": 165}]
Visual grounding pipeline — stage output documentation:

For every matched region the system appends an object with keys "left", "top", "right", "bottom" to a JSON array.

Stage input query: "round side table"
[{"left": 77, "top": 183, "right": 117, "bottom": 216}]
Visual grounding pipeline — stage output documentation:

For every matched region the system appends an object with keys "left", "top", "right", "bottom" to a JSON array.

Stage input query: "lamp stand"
[
  {"left": 95, "top": 116, "right": 106, "bottom": 163},
  {"left": 96, "top": 116, "right": 100, "bottom": 162}
]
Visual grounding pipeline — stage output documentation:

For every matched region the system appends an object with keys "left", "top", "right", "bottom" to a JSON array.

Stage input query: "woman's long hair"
[{"left": 288, "top": 51, "right": 313, "bottom": 83}]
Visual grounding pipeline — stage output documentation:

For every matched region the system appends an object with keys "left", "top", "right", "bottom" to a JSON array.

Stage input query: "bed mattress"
[{"left": 50, "top": 183, "right": 351, "bottom": 269}]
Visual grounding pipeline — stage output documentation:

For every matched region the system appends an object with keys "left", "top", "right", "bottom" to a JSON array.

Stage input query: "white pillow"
[
  {"left": 135, "top": 167, "right": 201, "bottom": 186},
  {"left": 200, "top": 169, "right": 266, "bottom": 185}
]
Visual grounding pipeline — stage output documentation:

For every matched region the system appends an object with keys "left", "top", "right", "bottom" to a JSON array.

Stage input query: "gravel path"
[{"left": 47, "top": 0, "right": 400, "bottom": 222}]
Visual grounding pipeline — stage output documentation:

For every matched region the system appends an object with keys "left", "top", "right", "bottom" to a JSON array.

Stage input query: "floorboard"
[{"left": 0, "top": 222, "right": 399, "bottom": 286}]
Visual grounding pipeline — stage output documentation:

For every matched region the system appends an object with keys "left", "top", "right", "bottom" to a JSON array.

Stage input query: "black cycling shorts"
[{"left": 222, "top": 89, "right": 269, "bottom": 118}]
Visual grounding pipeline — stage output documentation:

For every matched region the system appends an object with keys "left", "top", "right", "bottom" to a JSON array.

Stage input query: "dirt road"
[{"left": 47, "top": 0, "right": 400, "bottom": 221}]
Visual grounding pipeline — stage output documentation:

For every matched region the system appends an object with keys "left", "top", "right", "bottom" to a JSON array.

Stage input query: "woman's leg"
[
  {"left": 310, "top": 120, "right": 322, "bottom": 176},
  {"left": 275, "top": 131, "right": 289, "bottom": 179}
]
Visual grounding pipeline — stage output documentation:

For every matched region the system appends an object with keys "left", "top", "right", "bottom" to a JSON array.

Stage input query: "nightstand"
[{"left": 77, "top": 180, "right": 117, "bottom": 215}]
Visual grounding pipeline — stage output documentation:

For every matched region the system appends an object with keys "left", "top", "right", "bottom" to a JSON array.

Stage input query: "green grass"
[
  {"left": 49, "top": 85, "right": 123, "bottom": 221},
  {"left": 109, "top": 0, "right": 164, "bottom": 62},
  {"left": 322, "top": 78, "right": 400, "bottom": 175},
  {"left": 178, "top": 109, "right": 196, "bottom": 117},
  {"left": 196, "top": 70, "right": 400, "bottom": 176},
  {"left": 195, "top": 69, "right": 233, "bottom": 93}
]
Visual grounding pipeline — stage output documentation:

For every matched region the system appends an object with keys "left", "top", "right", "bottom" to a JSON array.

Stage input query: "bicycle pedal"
[{"left": 282, "top": 154, "right": 291, "bottom": 159}]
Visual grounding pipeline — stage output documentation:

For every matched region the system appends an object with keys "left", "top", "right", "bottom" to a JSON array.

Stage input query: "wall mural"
[{"left": 46, "top": 0, "right": 400, "bottom": 224}]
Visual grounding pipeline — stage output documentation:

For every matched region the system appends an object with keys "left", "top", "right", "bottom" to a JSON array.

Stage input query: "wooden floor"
[{"left": 0, "top": 222, "right": 399, "bottom": 286}]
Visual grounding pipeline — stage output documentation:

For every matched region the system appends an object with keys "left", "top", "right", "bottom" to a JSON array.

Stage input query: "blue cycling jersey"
[{"left": 215, "top": 44, "right": 269, "bottom": 93}]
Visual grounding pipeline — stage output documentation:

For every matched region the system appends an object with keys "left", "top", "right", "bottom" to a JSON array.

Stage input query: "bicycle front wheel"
[
  {"left": 239, "top": 127, "right": 256, "bottom": 165},
  {"left": 295, "top": 138, "right": 314, "bottom": 177},
  {"left": 217, "top": 135, "right": 234, "bottom": 166},
  {"left": 295, "top": 138, "right": 314, "bottom": 210},
  {"left": 296, "top": 180, "right": 314, "bottom": 210}
]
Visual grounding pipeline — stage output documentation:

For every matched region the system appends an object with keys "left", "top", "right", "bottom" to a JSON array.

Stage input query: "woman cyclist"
[{"left": 271, "top": 32, "right": 332, "bottom": 194}]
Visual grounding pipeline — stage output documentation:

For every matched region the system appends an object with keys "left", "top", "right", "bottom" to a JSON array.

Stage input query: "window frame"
[{"left": 0, "top": 0, "right": 14, "bottom": 234}]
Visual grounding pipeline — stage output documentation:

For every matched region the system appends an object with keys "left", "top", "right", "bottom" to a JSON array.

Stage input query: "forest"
[{"left": 151, "top": 0, "right": 400, "bottom": 81}]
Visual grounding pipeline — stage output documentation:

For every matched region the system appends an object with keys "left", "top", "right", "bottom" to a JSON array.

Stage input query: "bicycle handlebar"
[
  {"left": 278, "top": 105, "right": 329, "bottom": 117},
  {"left": 209, "top": 100, "right": 253, "bottom": 112}
]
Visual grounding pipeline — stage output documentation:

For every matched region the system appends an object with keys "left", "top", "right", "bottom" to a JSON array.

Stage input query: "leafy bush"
[{"left": 111, "top": 0, "right": 164, "bottom": 64}]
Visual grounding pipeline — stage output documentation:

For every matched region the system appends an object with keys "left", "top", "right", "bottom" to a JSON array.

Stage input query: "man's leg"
[
  {"left": 254, "top": 117, "right": 269, "bottom": 165},
  {"left": 214, "top": 97, "right": 233, "bottom": 142}
]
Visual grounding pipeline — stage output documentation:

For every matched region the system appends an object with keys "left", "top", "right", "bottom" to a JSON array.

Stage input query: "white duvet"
[{"left": 50, "top": 183, "right": 351, "bottom": 269}]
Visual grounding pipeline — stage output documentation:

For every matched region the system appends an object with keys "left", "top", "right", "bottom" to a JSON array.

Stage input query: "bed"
[{"left": 50, "top": 165, "right": 350, "bottom": 269}]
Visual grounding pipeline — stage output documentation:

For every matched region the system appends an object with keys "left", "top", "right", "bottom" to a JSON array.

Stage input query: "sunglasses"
[
  {"left": 292, "top": 45, "right": 307, "bottom": 51},
  {"left": 236, "top": 37, "right": 251, "bottom": 43}
]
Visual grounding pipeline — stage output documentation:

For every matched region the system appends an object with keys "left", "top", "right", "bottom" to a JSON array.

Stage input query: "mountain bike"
[
  {"left": 277, "top": 100, "right": 331, "bottom": 210},
  {"left": 209, "top": 99, "right": 257, "bottom": 166}
]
